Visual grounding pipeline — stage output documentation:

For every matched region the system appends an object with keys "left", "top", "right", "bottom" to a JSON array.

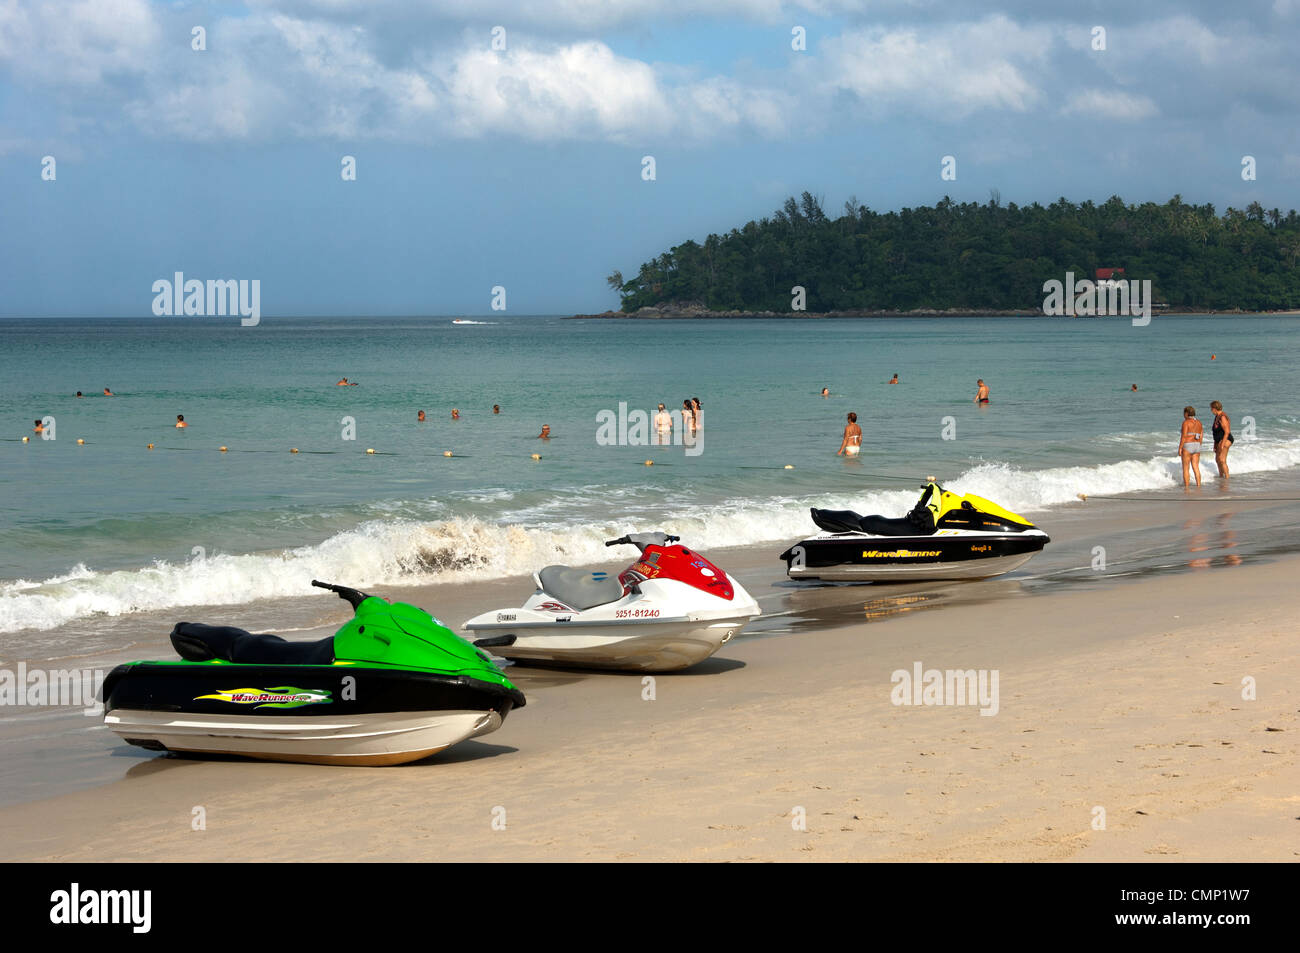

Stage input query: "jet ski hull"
[
  {"left": 469, "top": 616, "right": 752, "bottom": 672},
  {"left": 781, "top": 531, "right": 1049, "bottom": 582},
  {"left": 101, "top": 663, "right": 523, "bottom": 766}
]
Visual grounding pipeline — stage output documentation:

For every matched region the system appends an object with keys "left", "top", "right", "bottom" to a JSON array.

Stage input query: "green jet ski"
[{"left": 101, "top": 580, "right": 525, "bottom": 766}]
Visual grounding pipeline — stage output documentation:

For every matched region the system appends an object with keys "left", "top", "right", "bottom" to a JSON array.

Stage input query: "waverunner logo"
[
  {"left": 863, "top": 549, "right": 942, "bottom": 559},
  {"left": 195, "top": 686, "right": 332, "bottom": 709},
  {"left": 891, "top": 662, "right": 999, "bottom": 716}
]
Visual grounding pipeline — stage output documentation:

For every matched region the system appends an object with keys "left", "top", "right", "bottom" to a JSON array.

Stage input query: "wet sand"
[{"left": 0, "top": 538, "right": 1295, "bottom": 862}]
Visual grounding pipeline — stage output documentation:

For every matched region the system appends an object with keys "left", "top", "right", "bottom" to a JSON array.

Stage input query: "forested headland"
[{"left": 602, "top": 194, "right": 1300, "bottom": 315}]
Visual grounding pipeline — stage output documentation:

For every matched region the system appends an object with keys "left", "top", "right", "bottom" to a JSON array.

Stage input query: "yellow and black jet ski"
[{"left": 779, "top": 482, "right": 1050, "bottom": 582}]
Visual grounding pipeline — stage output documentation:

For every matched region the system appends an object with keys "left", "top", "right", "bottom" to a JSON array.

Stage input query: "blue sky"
[{"left": 2, "top": 0, "right": 1298, "bottom": 316}]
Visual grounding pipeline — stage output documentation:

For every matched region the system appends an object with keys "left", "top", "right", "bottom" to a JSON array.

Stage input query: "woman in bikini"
[
  {"left": 1210, "top": 400, "right": 1232, "bottom": 480},
  {"left": 681, "top": 399, "right": 696, "bottom": 434},
  {"left": 1177, "top": 405, "right": 1203, "bottom": 488},
  {"left": 837, "top": 412, "right": 862, "bottom": 456}
]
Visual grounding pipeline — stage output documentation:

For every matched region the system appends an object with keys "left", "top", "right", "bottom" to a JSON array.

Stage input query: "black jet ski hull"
[
  {"left": 780, "top": 531, "right": 1049, "bottom": 582},
  {"left": 101, "top": 663, "right": 524, "bottom": 765}
]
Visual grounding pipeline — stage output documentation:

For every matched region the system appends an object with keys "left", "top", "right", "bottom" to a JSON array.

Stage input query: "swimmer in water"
[
  {"left": 538, "top": 424, "right": 551, "bottom": 440},
  {"left": 974, "top": 379, "right": 989, "bottom": 404},
  {"left": 888, "top": 374, "right": 899, "bottom": 385},
  {"left": 1131, "top": 384, "right": 1138, "bottom": 392},
  {"left": 337, "top": 378, "right": 358, "bottom": 386},
  {"left": 33, "top": 419, "right": 44, "bottom": 434},
  {"left": 451, "top": 408, "right": 460, "bottom": 420},
  {"left": 417, "top": 410, "right": 426, "bottom": 422},
  {"left": 493, "top": 404, "right": 500, "bottom": 414},
  {"left": 692, "top": 397, "right": 702, "bottom": 430},
  {"left": 103, "top": 387, "right": 114, "bottom": 396},
  {"left": 821, "top": 387, "right": 830, "bottom": 398},
  {"left": 837, "top": 412, "right": 862, "bottom": 456},
  {"left": 76, "top": 391, "right": 83, "bottom": 398},
  {"left": 175, "top": 414, "right": 187, "bottom": 428}
]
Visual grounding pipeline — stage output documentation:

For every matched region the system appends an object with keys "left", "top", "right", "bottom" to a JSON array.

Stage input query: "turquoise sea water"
[{"left": 2, "top": 313, "right": 1299, "bottom": 646}]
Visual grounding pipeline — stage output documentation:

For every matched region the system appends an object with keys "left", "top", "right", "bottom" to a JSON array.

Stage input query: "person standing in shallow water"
[
  {"left": 654, "top": 403, "right": 672, "bottom": 445},
  {"left": 837, "top": 412, "right": 862, "bottom": 456},
  {"left": 1210, "top": 400, "right": 1233, "bottom": 480},
  {"left": 1178, "top": 405, "right": 1204, "bottom": 488},
  {"left": 974, "top": 379, "right": 989, "bottom": 404},
  {"left": 681, "top": 399, "right": 696, "bottom": 433}
]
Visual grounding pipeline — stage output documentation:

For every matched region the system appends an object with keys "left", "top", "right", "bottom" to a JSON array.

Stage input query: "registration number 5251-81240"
[{"left": 615, "top": 608, "right": 660, "bottom": 618}]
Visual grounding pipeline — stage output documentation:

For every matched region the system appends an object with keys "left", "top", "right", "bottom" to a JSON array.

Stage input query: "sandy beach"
[{"left": 2, "top": 542, "right": 1294, "bottom": 863}]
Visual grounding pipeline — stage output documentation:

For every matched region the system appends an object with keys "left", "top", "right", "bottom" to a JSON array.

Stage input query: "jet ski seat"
[
  {"left": 537, "top": 567, "right": 626, "bottom": 611},
  {"left": 170, "top": 622, "right": 336, "bottom": 665},
  {"left": 810, "top": 508, "right": 935, "bottom": 537}
]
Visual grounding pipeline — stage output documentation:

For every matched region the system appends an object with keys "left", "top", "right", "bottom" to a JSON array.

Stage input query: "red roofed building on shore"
[{"left": 1096, "top": 267, "right": 1125, "bottom": 281}]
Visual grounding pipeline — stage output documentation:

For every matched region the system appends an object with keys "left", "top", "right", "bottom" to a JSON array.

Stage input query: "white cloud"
[
  {"left": 1061, "top": 89, "right": 1158, "bottom": 120},
  {"left": 1, "top": 3, "right": 1295, "bottom": 148},
  {"left": 820, "top": 17, "right": 1054, "bottom": 116},
  {"left": 439, "top": 41, "right": 673, "bottom": 142},
  {"left": 0, "top": 0, "right": 160, "bottom": 86}
]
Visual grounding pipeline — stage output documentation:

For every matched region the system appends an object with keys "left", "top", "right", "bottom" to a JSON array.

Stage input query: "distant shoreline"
[{"left": 571, "top": 307, "right": 1300, "bottom": 319}]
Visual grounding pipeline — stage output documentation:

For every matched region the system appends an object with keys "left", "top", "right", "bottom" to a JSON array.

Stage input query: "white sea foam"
[{"left": 3, "top": 440, "right": 1299, "bottom": 633}]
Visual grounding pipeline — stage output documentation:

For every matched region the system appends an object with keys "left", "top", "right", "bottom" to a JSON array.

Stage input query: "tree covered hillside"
[{"left": 609, "top": 194, "right": 1300, "bottom": 313}]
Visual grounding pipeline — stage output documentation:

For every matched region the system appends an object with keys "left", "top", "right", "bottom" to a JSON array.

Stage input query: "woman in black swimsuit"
[{"left": 1210, "top": 400, "right": 1232, "bottom": 480}]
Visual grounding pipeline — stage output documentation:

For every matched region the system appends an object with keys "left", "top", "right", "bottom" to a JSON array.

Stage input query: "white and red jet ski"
[{"left": 464, "top": 532, "right": 760, "bottom": 672}]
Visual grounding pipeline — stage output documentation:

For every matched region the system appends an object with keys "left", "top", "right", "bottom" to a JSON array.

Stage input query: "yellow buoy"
[
  {"left": 290, "top": 448, "right": 299, "bottom": 453},
  {"left": 1077, "top": 493, "right": 1088, "bottom": 501},
  {"left": 77, "top": 438, "right": 85, "bottom": 445},
  {"left": 21, "top": 436, "right": 29, "bottom": 443},
  {"left": 644, "top": 459, "right": 653, "bottom": 466},
  {"left": 147, "top": 443, "right": 154, "bottom": 450},
  {"left": 444, "top": 451, "right": 454, "bottom": 457},
  {"left": 366, "top": 448, "right": 375, "bottom": 454},
  {"left": 531, "top": 453, "right": 541, "bottom": 461},
  {"left": 784, "top": 464, "right": 794, "bottom": 469},
  {"left": 219, "top": 446, "right": 228, "bottom": 452}
]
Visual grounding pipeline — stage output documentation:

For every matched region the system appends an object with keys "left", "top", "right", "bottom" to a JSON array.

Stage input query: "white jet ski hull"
[{"left": 103, "top": 708, "right": 503, "bottom": 766}]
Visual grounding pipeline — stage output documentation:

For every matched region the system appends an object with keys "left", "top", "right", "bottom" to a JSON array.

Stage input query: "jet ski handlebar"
[
  {"left": 310, "top": 579, "right": 372, "bottom": 609},
  {"left": 604, "top": 532, "right": 680, "bottom": 551}
]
